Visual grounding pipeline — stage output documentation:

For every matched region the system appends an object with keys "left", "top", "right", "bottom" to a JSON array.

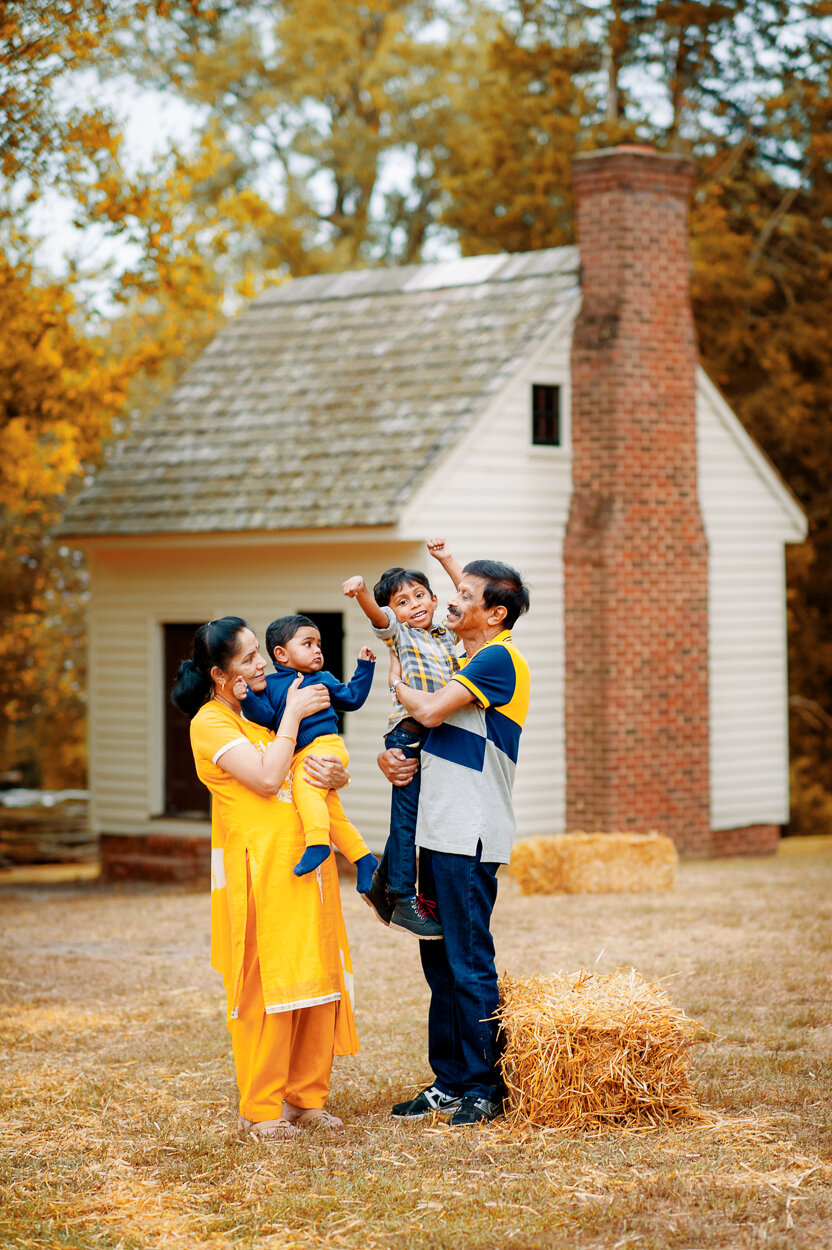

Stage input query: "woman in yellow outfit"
[{"left": 171, "top": 616, "right": 372, "bottom": 1139}]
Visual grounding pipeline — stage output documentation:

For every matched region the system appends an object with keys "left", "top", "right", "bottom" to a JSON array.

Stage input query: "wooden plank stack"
[{"left": 0, "top": 799, "right": 95, "bottom": 868}]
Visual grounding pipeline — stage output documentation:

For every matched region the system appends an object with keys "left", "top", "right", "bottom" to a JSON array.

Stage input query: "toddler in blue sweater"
[{"left": 239, "top": 614, "right": 377, "bottom": 886}]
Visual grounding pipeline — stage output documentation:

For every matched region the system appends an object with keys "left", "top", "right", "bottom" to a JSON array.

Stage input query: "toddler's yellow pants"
[{"left": 292, "top": 734, "right": 369, "bottom": 860}]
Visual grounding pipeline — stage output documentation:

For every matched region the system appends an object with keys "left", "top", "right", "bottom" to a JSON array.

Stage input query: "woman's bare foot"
[
  {"left": 237, "top": 1115, "right": 299, "bottom": 1140},
  {"left": 282, "top": 1101, "right": 343, "bottom": 1129},
  {"left": 296, "top": 1108, "right": 344, "bottom": 1129}
]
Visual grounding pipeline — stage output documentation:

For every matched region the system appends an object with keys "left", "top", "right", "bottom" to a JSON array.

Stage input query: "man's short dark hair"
[
  {"left": 373, "top": 567, "right": 433, "bottom": 608},
  {"left": 265, "top": 614, "right": 317, "bottom": 661},
  {"left": 463, "top": 560, "right": 530, "bottom": 629}
]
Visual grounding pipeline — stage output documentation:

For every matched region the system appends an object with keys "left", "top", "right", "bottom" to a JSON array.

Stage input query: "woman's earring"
[{"left": 219, "top": 677, "right": 226, "bottom": 691}]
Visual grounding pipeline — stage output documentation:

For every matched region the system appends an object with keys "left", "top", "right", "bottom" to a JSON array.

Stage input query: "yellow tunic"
[{"left": 190, "top": 700, "right": 359, "bottom": 1055}]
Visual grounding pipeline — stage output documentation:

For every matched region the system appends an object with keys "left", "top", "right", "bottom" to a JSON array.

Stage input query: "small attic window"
[{"left": 532, "top": 384, "right": 560, "bottom": 446}]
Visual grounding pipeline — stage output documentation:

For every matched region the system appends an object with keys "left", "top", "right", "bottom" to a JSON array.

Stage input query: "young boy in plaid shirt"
[{"left": 342, "top": 538, "right": 462, "bottom": 939}]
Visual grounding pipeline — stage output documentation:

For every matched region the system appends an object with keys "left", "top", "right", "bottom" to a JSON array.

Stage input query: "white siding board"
[
  {"left": 697, "top": 370, "right": 806, "bottom": 541},
  {"left": 697, "top": 376, "right": 801, "bottom": 831}
]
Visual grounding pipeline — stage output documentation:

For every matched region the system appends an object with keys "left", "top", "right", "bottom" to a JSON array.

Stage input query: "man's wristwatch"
[{"left": 389, "top": 679, "right": 402, "bottom": 703}]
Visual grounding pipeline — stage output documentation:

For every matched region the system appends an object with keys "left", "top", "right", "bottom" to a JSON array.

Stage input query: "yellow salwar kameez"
[{"left": 190, "top": 700, "right": 361, "bottom": 1118}]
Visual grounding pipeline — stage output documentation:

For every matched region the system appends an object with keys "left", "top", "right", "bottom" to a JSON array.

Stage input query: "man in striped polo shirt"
[{"left": 382, "top": 557, "right": 530, "bottom": 1126}]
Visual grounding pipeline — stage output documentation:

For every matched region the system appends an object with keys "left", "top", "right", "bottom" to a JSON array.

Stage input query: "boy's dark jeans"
[{"left": 377, "top": 722, "right": 428, "bottom": 897}]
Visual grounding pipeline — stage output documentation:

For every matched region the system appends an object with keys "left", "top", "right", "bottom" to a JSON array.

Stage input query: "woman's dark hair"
[
  {"left": 265, "top": 614, "right": 317, "bottom": 661},
  {"left": 170, "top": 616, "right": 250, "bottom": 719},
  {"left": 373, "top": 567, "right": 433, "bottom": 608},
  {"left": 463, "top": 560, "right": 530, "bottom": 629}
]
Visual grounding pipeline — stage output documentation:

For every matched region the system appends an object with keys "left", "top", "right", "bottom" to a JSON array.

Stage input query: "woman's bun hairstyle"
[{"left": 170, "top": 616, "right": 250, "bottom": 719}]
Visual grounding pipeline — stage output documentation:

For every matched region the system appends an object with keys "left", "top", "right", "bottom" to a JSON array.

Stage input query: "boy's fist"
[
  {"left": 231, "top": 675, "right": 248, "bottom": 700},
  {"left": 358, "top": 646, "right": 376, "bottom": 663},
  {"left": 427, "top": 537, "right": 449, "bottom": 560},
  {"left": 342, "top": 575, "right": 366, "bottom": 597}
]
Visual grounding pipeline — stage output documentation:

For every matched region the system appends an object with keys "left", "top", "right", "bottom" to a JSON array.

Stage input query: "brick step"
[{"left": 101, "top": 851, "right": 210, "bottom": 884}]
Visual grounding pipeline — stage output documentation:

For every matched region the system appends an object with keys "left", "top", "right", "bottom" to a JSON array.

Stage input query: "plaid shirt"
[{"left": 372, "top": 606, "right": 461, "bottom": 733}]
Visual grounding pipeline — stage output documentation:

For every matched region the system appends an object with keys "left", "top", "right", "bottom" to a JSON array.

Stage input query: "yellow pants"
[
  {"left": 292, "top": 735, "right": 369, "bottom": 860},
  {"left": 229, "top": 862, "right": 337, "bottom": 1121}
]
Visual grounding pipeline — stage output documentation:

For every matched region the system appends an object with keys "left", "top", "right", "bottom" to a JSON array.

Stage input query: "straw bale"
[
  {"left": 509, "top": 832, "right": 677, "bottom": 895},
  {"left": 497, "top": 968, "right": 701, "bottom": 1129}
]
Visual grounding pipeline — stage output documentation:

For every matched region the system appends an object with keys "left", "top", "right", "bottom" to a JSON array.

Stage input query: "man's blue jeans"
[
  {"left": 417, "top": 843, "right": 504, "bottom": 1100},
  {"left": 377, "top": 723, "right": 427, "bottom": 897}
]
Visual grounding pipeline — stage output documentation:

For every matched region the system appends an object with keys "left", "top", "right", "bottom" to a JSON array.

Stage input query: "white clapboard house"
[{"left": 62, "top": 147, "right": 806, "bottom": 878}]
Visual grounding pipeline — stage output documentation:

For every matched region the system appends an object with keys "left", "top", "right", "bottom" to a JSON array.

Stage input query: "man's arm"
[
  {"left": 342, "top": 575, "right": 389, "bottom": 629},
  {"left": 392, "top": 674, "right": 475, "bottom": 727},
  {"left": 427, "top": 537, "right": 464, "bottom": 590}
]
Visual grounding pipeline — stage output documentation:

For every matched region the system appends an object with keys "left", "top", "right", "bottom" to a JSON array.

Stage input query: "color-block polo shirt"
[{"left": 415, "top": 629, "right": 530, "bottom": 864}]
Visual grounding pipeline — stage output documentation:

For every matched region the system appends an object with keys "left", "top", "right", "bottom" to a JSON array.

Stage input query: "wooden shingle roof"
[{"left": 63, "top": 247, "right": 580, "bottom": 537}]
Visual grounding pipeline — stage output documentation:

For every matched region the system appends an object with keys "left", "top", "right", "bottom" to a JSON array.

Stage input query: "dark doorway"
[
  {"left": 163, "top": 623, "right": 210, "bottom": 818},
  {"left": 297, "top": 610, "right": 345, "bottom": 732}
]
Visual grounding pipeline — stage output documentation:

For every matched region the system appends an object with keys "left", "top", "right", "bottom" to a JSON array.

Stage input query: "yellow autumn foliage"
[{"left": 0, "top": 260, "right": 131, "bottom": 516}]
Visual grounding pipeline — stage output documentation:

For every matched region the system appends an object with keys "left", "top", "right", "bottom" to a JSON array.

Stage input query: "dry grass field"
[{"left": 1, "top": 837, "right": 830, "bottom": 1249}]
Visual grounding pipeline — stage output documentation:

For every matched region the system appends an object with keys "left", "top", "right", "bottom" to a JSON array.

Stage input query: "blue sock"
[
  {"left": 354, "top": 853, "right": 378, "bottom": 894},
  {"left": 294, "top": 845, "right": 331, "bottom": 876}
]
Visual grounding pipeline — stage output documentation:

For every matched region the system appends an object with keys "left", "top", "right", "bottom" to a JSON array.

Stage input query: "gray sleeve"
[{"left": 371, "top": 605, "right": 399, "bottom": 641}]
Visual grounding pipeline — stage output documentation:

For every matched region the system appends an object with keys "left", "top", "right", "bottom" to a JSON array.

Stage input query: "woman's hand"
[
  {"left": 285, "top": 675, "right": 331, "bottom": 719},
  {"left": 377, "top": 747, "right": 418, "bottom": 787},
  {"left": 304, "top": 753, "right": 350, "bottom": 790}
]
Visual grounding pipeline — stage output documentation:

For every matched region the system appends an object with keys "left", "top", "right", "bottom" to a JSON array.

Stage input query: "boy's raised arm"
[
  {"left": 342, "top": 575, "right": 390, "bottom": 629},
  {"left": 427, "top": 537, "right": 464, "bottom": 589}
]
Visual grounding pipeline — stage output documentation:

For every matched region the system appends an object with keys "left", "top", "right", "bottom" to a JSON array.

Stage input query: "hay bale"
[
  {"left": 497, "top": 968, "right": 700, "bottom": 1129},
  {"left": 509, "top": 831, "right": 677, "bottom": 895}
]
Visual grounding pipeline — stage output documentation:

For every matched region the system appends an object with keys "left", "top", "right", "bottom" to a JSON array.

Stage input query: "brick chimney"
[{"left": 563, "top": 145, "right": 711, "bottom": 856}]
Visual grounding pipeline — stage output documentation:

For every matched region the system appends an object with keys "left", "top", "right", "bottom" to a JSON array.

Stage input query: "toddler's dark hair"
[
  {"left": 373, "top": 567, "right": 433, "bottom": 608},
  {"left": 169, "top": 616, "right": 250, "bottom": 719},
  {"left": 265, "top": 614, "right": 318, "bottom": 661}
]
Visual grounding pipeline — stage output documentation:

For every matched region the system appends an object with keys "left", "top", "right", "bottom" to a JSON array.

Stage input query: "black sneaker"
[
  {"left": 389, "top": 894, "right": 443, "bottom": 940},
  {"left": 391, "top": 1084, "right": 462, "bottom": 1118},
  {"left": 447, "top": 1094, "right": 504, "bottom": 1126},
  {"left": 363, "top": 870, "right": 394, "bottom": 927}
]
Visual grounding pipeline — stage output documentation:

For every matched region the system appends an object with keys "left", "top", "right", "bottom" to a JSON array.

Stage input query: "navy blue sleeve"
[
  {"left": 319, "top": 659, "right": 375, "bottom": 712},
  {"left": 240, "top": 680, "right": 282, "bottom": 731},
  {"left": 454, "top": 644, "right": 516, "bottom": 709}
]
